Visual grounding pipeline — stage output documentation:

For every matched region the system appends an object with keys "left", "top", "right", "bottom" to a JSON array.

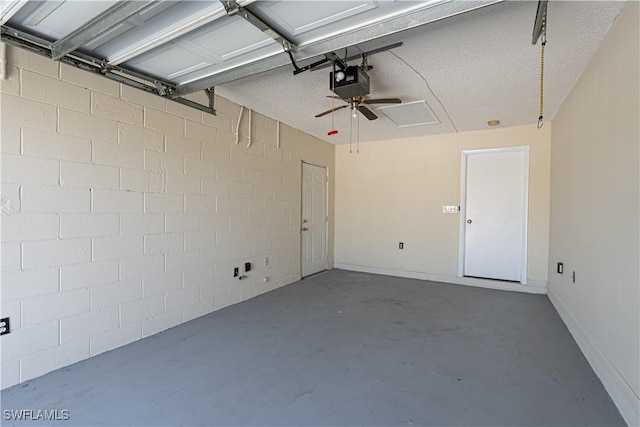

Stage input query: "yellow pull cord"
[
  {"left": 349, "top": 108, "right": 353, "bottom": 154},
  {"left": 538, "top": 35, "right": 546, "bottom": 129}
]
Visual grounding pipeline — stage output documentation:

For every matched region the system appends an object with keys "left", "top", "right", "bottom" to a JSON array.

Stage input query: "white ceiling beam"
[
  {"left": 174, "top": 0, "right": 503, "bottom": 96},
  {"left": 50, "top": 1, "right": 155, "bottom": 61},
  {"left": 0, "top": 0, "right": 29, "bottom": 26},
  {"left": 108, "top": 7, "right": 227, "bottom": 66},
  {"left": 108, "top": 0, "right": 258, "bottom": 66}
]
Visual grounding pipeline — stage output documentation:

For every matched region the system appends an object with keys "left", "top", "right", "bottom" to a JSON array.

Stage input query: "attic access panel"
[{"left": 377, "top": 100, "right": 440, "bottom": 127}]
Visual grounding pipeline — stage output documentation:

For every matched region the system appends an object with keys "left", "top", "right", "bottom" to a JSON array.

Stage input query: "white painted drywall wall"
[
  {"left": 547, "top": 2, "right": 640, "bottom": 425},
  {"left": 0, "top": 46, "right": 335, "bottom": 388},
  {"left": 334, "top": 124, "right": 551, "bottom": 293}
]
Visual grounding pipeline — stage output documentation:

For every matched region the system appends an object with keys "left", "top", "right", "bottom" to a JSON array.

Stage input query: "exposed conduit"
[
  {"left": 0, "top": 43, "right": 7, "bottom": 80},
  {"left": 276, "top": 120, "right": 280, "bottom": 149},
  {"left": 234, "top": 106, "right": 244, "bottom": 145},
  {"left": 247, "top": 108, "right": 252, "bottom": 149}
]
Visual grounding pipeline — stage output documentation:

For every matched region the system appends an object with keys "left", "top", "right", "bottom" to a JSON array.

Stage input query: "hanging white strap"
[
  {"left": 0, "top": 43, "right": 7, "bottom": 81},
  {"left": 234, "top": 106, "right": 244, "bottom": 145},
  {"left": 247, "top": 109, "right": 252, "bottom": 149}
]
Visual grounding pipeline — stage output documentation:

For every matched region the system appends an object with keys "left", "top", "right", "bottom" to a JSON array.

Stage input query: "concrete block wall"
[{"left": 0, "top": 45, "right": 335, "bottom": 388}]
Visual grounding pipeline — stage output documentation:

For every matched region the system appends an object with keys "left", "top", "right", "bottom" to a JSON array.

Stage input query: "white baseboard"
[
  {"left": 333, "top": 263, "right": 547, "bottom": 295},
  {"left": 548, "top": 286, "right": 640, "bottom": 427}
]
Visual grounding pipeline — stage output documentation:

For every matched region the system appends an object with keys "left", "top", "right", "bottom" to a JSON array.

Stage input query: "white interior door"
[
  {"left": 461, "top": 147, "right": 529, "bottom": 283},
  {"left": 301, "top": 163, "right": 328, "bottom": 277}
]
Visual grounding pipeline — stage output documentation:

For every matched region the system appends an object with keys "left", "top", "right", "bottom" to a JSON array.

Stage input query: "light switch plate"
[{"left": 442, "top": 205, "right": 458, "bottom": 213}]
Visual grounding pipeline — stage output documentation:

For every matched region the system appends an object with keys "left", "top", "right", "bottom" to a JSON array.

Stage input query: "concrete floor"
[{"left": 1, "top": 270, "right": 625, "bottom": 426}]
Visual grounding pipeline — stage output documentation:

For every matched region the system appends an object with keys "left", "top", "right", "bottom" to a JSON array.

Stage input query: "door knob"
[
  {"left": 467, "top": 219, "right": 473, "bottom": 224},
  {"left": 302, "top": 227, "right": 309, "bottom": 231},
  {"left": 303, "top": 219, "right": 308, "bottom": 223}
]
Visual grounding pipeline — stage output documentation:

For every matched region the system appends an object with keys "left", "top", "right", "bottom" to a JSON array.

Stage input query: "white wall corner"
[
  {"left": 548, "top": 286, "right": 640, "bottom": 427},
  {"left": 334, "top": 263, "right": 547, "bottom": 295}
]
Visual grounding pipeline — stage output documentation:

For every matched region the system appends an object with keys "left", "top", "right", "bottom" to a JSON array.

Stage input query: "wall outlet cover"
[{"left": 0, "top": 318, "right": 10, "bottom": 335}]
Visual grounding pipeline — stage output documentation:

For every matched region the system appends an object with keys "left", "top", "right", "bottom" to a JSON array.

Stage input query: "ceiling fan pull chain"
[
  {"left": 235, "top": 106, "right": 244, "bottom": 144},
  {"left": 356, "top": 112, "right": 360, "bottom": 154},
  {"left": 537, "top": 28, "right": 546, "bottom": 129},
  {"left": 349, "top": 109, "right": 353, "bottom": 154}
]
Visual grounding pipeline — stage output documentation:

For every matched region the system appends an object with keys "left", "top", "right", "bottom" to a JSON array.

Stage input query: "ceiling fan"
[{"left": 315, "top": 95, "right": 402, "bottom": 121}]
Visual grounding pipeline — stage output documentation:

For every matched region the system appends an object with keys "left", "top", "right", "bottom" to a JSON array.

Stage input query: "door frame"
[
  {"left": 300, "top": 161, "right": 329, "bottom": 278},
  {"left": 457, "top": 146, "right": 529, "bottom": 284}
]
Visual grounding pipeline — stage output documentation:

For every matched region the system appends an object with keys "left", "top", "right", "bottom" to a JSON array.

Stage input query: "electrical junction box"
[{"left": 330, "top": 66, "right": 370, "bottom": 99}]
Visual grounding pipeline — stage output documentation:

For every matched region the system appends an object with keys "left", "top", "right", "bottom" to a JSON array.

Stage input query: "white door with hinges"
[
  {"left": 460, "top": 147, "right": 529, "bottom": 283},
  {"left": 301, "top": 163, "right": 328, "bottom": 277}
]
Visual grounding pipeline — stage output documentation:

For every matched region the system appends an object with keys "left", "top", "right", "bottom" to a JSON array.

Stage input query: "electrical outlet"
[
  {"left": 0, "top": 318, "right": 10, "bottom": 335},
  {"left": 263, "top": 277, "right": 270, "bottom": 283},
  {"left": 264, "top": 256, "right": 269, "bottom": 266},
  {"left": 233, "top": 267, "right": 239, "bottom": 277},
  {"left": 399, "top": 242, "right": 404, "bottom": 249},
  {"left": 557, "top": 262, "right": 563, "bottom": 274}
]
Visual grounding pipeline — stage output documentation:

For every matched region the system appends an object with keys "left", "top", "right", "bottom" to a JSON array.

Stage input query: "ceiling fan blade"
[
  {"left": 358, "top": 105, "right": 378, "bottom": 120},
  {"left": 325, "top": 95, "right": 345, "bottom": 100},
  {"left": 363, "top": 98, "right": 402, "bottom": 104},
  {"left": 315, "top": 104, "right": 348, "bottom": 118}
]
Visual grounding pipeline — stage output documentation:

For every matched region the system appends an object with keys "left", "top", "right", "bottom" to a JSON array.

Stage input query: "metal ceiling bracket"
[
  {"left": 220, "top": 0, "right": 294, "bottom": 51},
  {"left": 173, "top": 97, "right": 214, "bottom": 115},
  {"left": 288, "top": 50, "right": 347, "bottom": 76},
  {"left": 50, "top": 1, "right": 155, "bottom": 60},
  {"left": 531, "top": 0, "right": 548, "bottom": 45},
  {"left": 204, "top": 87, "right": 217, "bottom": 115},
  {"left": 324, "top": 52, "right": 347, "bottom": 72},
  {"left": 221, "top": 1, "right": 241, "bottom": 16},
  {"left": 155, "top": 81, "right": 166, "bottom": 97},
  {"left": 176, "top": 0, "right": 503, "bottom": 95},
  {"left": 310, "top": 42, "right": 403, "bottom": 72}
]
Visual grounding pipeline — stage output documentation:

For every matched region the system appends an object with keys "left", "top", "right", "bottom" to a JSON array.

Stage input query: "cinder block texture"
[{"left": 0, "top": 45, "right": 335, "bottom": 388}]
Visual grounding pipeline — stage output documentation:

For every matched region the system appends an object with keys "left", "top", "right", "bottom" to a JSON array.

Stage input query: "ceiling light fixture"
[{"left": 487, "top": 120, "right": 500, "bottom": 126}]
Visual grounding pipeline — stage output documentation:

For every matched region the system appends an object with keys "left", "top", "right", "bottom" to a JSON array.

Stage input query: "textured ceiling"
[{"left": 216, "top": 1, "right": 625, "bottom": 144}]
